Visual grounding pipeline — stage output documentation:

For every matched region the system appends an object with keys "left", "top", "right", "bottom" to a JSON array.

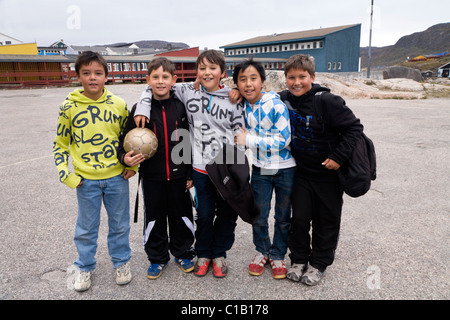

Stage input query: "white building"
[{"left": 0, "top": 33, "right": 23, "bottom": 46}]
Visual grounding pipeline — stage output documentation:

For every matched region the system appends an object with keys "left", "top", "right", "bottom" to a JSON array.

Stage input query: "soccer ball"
[{"left": 123, "top": 128, "right": 158, "bottom": 159}]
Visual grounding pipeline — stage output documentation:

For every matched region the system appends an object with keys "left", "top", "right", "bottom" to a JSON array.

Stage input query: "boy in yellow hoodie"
[{"left": 53, "top": 51, "right": 142, "bottom": 291}]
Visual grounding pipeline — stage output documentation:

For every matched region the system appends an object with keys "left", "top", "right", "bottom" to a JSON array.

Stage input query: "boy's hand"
[
  {"left": 234, "top": 126, "right": 248, "bottom": 146},
  {"left": 193, "top": 76, "right": 201, "bottom": 91},
  {"left": 134, "top": 115, "right": 149, "bottom": 128},
  {"left": 229, "top": 88, "right": 242, "bottom": 104},
  {"left": 124, "top": 150, "right": 146, "bottom": 167},
  {"left": 186, "top": 179, "right": 193, "bottom": 189},
  {"left": 122, "top": 169, "right": 136, "bottom": 180},
  {"left": 322, "top": 158, "right": 340, "bottom": 170}
]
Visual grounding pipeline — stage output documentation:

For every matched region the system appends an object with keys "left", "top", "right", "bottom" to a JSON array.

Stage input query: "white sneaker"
[
  {"left": 115, "top": 261, "right": 132, "bottom": 285},
  {"left": 301, "top": 264, "right": 326, "bottom": 286},
  {"left": 287, "top": 263, "right": 306, "bottom": 282},
  {"left": 74, "top": 270, "right": 92, "bottom": 292}
]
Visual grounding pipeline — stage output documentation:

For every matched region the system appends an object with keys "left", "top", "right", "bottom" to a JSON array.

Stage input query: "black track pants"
[
  {"left": 141, "top": 178, "right": 196, "bottom": 264},
  {"left": 288, "top": 176, "right": 343, "bottom": 272}
]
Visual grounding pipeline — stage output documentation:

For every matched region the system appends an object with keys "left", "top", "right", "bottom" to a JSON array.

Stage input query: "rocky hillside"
[
  {"left": 103, "top": 40, "right": 189, "bottom": 50},
  {"left": 222, "top": 71, "right": 450, "bottom": 100},
  {"left": 360, "top": 23, "right": 450, "bottom": 69}
]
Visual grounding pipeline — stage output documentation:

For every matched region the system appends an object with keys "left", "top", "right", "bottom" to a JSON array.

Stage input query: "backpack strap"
[
  {"left": 133, "top": 172, "right": 141, "bottom": 223},
  {"left": 313, "top": 91, "right": 326, "bottom": 132}
]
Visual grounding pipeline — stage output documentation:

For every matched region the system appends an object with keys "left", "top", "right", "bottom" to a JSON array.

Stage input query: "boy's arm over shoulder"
[{"left": 134, "top": 86, "right": 153, "bottom": 119}]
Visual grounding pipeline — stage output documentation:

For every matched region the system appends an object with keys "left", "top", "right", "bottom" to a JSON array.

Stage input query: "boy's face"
[
  {"left": 237, "top": 66, "right": 264, "bottom": 104},
  {"left": 197, "top": 58, "right": 225, "bottom": 92},
  {"left": 286, "top": 68, "right": 315, "bottom": 97},
  {"left": 146, "top": 66, "right": 177, "bottom": 100},
  {"left": 77, "top": 61, "right": 108, "bottom": 101}
]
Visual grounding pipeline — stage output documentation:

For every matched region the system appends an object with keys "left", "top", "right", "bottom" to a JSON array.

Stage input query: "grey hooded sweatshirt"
[{"left": 134, "top": 83, "right": 245, "bottom": 173}]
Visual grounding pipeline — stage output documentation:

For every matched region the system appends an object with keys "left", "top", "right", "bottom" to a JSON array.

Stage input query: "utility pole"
[{"left": 367, "top": 0, "right": 374, "bottom": 78}]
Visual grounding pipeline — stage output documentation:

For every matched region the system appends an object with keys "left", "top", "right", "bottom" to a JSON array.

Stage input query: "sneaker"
[
  {"left": 301, "top": 265, "right": 326, "bottom": 286},
  {"left": 73, "top": 270, "right": 92, "bottom": 292},
  {"left": 194, "top": 258, "right": 211, "bottom": 277},
  {"left": 287, "top": 263, "right": 306, "bottom": 282},
  {"left": 115, "top": 261, "right": 132, "bottom": 285},
  {"left": 270, "top": 259, "right": 287, "bottom": 279},
  {"left": 147, "top": 262, "right": 168, "bottom": 280},
  {"left": 212, "top": 257, "right": 227, "bottom": 278},
  {"left": 248, "top": 253, "right": 268, "bottom": 276},
  {"left": 175, "top": 258, "right": 194, "bottom": 273}
]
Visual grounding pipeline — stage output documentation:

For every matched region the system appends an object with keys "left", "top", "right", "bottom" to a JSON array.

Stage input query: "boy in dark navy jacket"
[{"left": 280, "top": 54, "right": 363, "bottom": 286}]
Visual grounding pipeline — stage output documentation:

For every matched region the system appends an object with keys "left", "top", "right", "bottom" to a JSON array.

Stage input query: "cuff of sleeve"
[{"left": 64, "top": 173, "right": 82, "bottom": 189}]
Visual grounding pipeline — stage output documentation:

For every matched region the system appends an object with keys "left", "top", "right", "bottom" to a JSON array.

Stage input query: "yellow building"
[{"left": 0, "top": 43, "right": 38, "bottom": 55}]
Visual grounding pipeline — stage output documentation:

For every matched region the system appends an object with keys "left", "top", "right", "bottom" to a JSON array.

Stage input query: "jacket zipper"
[{"left": 162, "top": 106, "right": 170, "bottom": 181}]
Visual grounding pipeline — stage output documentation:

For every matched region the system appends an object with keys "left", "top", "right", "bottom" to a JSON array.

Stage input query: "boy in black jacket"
[
  {"left": 280, "top": 54, "right": 363, "bottom": 285},
  {"left": 118, "top": 57, "right": 195, "bottom": 279}
]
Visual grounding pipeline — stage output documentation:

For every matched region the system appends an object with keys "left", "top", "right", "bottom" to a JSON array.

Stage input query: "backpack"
[{"left": 313, "top": 92, "right": 377, "bottom": 197}]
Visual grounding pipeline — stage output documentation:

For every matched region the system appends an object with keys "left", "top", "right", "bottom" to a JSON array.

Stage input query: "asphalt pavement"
[{"left": 0, "top": 84, "right": 448, "bottom": 306}]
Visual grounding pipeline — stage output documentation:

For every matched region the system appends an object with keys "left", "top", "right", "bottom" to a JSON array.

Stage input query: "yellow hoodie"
[{"left": 53, "top": 88, "right": 136, "bottom": 189}]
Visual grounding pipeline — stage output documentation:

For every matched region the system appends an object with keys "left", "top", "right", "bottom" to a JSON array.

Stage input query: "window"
[
  {"left": 333, "top": 62, "right": 336, "bottom": 70},
  {"left": 338, "top": 62, "right": 342, "bottom": 70},
  {"left": 328, "top": 62, "right": 332, "bottom": 70}
]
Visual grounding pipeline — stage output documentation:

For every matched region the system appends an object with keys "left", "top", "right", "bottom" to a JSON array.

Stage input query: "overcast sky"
[{"left": 0, "top": 0, "right": 448, "bottom": 49}]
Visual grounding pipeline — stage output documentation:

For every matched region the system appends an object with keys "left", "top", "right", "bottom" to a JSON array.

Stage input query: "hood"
[
  {"left": 243, "top": 91, "right": 281, "bottom": 108},
  {"left": 67, "top": 88, "right": 109, "bottom": 103},
  {"left": 260, "top": 91, "right": 280, "bottom": 103},
  {"left": 200, "top": 85, "right": 231, "bottom": 98}
]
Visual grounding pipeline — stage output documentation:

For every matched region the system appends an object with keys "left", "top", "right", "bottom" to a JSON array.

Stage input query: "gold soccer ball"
[{"left": 123, "top": 128, "right": 158, "bottom": 160}]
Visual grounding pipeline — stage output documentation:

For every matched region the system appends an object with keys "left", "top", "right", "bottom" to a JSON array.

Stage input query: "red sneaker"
[
  {"left": 270, "top": 259, "right": 287, "bottom": 279},
  {"left": 212, "top": 257, "right": 227, "bottom": 278},
  {"left": 194, "top": 258, "right": 211, "bottom": 277},
  {"left": 248, "top": 253, "right": 268, "bottom": 276}
]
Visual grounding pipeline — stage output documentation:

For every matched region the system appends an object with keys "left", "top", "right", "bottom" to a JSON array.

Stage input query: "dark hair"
[
  {"left": 196, "top": 50, "right": 226, "bottom": 73},
  {"left": 232, "top": 58, "right": 266, "bottom": 84},
  {"left": 147, "top": 57, "right": 176, "bottom": 76},
  {"left": 75, "top": 51, "right": 108, "bottom": 76},
  {"left": 284, "top": 54, "right": 315, "bottom": 76}
]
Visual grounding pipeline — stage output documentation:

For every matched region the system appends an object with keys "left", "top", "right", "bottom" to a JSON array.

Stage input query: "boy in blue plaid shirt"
[{"left": 233, "top": 58, "right": 296, "bottom": 279}]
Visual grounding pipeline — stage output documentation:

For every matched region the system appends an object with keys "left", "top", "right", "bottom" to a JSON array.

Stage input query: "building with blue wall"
[{"left": 221, "top": 24, "right": 361, "bottom": 75}]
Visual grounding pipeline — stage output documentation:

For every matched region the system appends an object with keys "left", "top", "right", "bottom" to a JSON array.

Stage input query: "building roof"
[
  {"left": 0, "top": 33, "right": 24, "bottom": 43},
  {"left": 221, "top": 24, "right": 360, "bottom": 48},
  {"left": 0, "top": 53, "right": 286, "bottom": 65},
  {"left": 0, "top": 54, "right": 72, "bottom": 63}
]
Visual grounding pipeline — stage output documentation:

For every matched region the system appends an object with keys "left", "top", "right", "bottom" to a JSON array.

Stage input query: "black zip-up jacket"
[
  {"left": 280, "top": 84, "right": 363, "bottom": 181},
  {"left": 118, "top": 94, "right": 192, "bottom": 181}
]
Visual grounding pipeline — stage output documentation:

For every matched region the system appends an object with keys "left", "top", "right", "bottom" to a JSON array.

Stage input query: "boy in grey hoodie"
[{"left": 134, "top": 50, "right": 245, "bottom": 278}]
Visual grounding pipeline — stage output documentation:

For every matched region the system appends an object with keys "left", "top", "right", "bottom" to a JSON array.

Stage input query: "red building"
[{"left": 0, "top": 47, "right": 200, "bottom": 88}]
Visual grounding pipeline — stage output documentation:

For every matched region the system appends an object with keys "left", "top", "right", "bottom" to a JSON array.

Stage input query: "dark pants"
[
  {"left": 142, "top": 178, "right": 196, "bottom": 264},
  {"left": 192, "top": 170, "right": 239, "bottom": 259},
  {"left": 288, "top": 174, "right": 343, "bottom": 272}
]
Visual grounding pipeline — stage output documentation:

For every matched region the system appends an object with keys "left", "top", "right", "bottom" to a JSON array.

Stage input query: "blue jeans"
[
  {"left": 192, "top": 170, "right": 238, "bottom": 259},
  {"left": 75, "top": 174, "right": 131, "bottom": 271},
  {"left": 251, "top": 166, "right": 295, "bottom": 260}
]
